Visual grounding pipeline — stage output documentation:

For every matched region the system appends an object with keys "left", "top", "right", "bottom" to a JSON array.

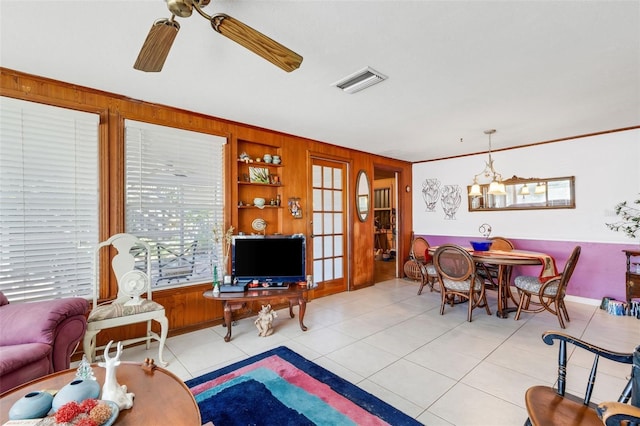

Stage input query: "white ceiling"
[{"left": 1, "top": 1, "right": 638, "bottom": 162}]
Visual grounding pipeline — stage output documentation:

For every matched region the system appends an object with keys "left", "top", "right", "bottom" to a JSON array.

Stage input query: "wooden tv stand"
[{"left": 203, "top": 285, "right": 312, "bottom": 342}]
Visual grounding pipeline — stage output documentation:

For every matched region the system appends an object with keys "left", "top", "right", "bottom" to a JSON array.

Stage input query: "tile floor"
[{"left": 116, "top": 279, "right": 640, "bottom": 425}]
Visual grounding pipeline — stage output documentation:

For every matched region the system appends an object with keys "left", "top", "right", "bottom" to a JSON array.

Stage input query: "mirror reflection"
[
  {"left": 356, "top": 170, "right": 370, "bottom": 221},
  {"left": 468, "top": 176, "right": 575, "bottom": 211}
]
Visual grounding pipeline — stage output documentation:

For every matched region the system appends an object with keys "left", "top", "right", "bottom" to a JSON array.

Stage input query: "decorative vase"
[
  {"left": 52, "top": 379, "right": 101, "bottom": 411},
  {"left": 9, "top": 391, "right": 53, "bottom": 420},
  {"left": 222, "top": 255, "right": 229, "bottom": 276}
]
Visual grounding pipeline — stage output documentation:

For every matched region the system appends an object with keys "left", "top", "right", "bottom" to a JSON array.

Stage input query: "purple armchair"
[{"left": 0, "top": 291, "right": 88, "bottom": 393}]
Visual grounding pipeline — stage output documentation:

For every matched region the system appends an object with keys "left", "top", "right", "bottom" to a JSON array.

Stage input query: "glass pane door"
[{"left": 310, "top": 158, "right": 347, "bottom": 293}]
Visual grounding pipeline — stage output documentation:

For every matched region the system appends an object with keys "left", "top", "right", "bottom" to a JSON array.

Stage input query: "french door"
[{"left": 310, "top": 158, "right": 348, "bottom": 294}]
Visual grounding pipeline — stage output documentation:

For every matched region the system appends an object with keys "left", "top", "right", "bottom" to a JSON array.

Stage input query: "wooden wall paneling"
[
  {"left": 1, "top": 67, "right": 413, "bottom": 345},
  {"left": 280, "top": 134, "right": 308, "bottom": 236},
  {"left": 351, "top": 155, "right": 375, "bottom": 289}
]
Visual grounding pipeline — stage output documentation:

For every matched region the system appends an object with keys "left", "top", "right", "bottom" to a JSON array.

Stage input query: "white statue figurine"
[
  {"left": 98, "top": 340, "right": 135, "bottom": 410},
  {"left": 254, "top": 304, "right": 277, "bottom": 337}
]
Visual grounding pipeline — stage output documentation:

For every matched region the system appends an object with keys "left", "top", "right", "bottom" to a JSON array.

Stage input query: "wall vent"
[{"left": 333, "top": 67, "right": 388, "bottom": 94}]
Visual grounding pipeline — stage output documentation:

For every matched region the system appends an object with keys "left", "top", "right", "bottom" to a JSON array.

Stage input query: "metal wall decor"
[
  {"left": 422, "top": 178, "right": 441, "bottom": 212},
  {"left": 441, "top": 185, "right": 462, "bottom": 220}
]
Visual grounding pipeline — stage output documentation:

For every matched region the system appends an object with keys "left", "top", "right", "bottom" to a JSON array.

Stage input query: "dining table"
[{"left": 429, "top": 246, "right": 553, "bottom": 318}]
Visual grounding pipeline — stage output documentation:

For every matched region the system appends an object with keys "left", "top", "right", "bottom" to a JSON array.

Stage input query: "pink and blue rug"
[{"left": 186, "top": 346, "right": 421, "bottom": 425}]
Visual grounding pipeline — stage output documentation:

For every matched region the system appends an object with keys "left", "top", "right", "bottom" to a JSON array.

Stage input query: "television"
[{"left": 231, "top": 235, "right": 306, "bottom": 287}]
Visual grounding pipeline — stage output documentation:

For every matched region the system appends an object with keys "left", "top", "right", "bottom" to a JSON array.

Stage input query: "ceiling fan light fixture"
[
  {"left": 333, "top": 67, "right": 388, "bottom": 94},
  {"left": 133, "top": 18, "right": 180, "bottom": 72},
  {"left": 166, "top": 0, "right": 193, "bottom": 18}
]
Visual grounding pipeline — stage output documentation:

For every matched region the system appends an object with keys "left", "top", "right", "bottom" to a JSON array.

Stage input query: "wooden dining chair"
[
  {"left": 433, "top": 244, "right": 491, "bottom": 322},
  {"left": 83, "top": 233, "right": 168, "bottom": 365},
  {"left": 514, "top": 246, "right": 581, "bottom": 328},
  {"left": 524, "top": 331, "right": 639, "bottom": 426},
  {"left": 477, "top": 236, "right": 514, "bottom": 290},
  {"left": 404, "top": 235, "right": 438, "bottom": 294}
]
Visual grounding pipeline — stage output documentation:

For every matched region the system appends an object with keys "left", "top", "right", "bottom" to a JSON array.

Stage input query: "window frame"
[{"left": 123, "top": 119, "right": 227, "bottom": 289}]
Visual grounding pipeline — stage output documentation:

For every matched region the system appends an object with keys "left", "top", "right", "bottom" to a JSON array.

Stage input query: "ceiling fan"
[{"left": 134, "top": 0, "right": 303, "bottom": 73}]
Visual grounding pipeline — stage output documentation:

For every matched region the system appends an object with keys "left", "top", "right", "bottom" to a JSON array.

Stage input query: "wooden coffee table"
[
  {"left": 0, "top": 362, "right": 201, "bottom": 425},
  {"left": 204, "top": 285, "right": 311, "bottom": 342}
]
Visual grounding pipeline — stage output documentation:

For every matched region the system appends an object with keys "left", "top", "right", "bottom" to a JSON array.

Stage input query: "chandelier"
[{"left": 468, "top": 129, "right": 506, "bottom": 196}]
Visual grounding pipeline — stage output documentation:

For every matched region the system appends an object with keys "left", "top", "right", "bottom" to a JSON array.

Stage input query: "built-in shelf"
[
  {"left": 237, "top": 160, "right": 284, "bottom": 168},
  {"left": 238, "top": 181, "right": 283, "bottom": 187},
  {"left": 235, "top": 140, "right": 285, "bottom": 236}
]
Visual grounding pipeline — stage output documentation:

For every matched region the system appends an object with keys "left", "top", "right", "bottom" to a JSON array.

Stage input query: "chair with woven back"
[
  {"left": 403, "top": 235, "right": 438, "bottom": 294},
  {"left": 433, "top": 244, "right": 491, "bottom": 322},
  {"left": 524, "top": 331, "right": 640, "bottom": 426},
  {"left": 514, "top": 246, "right": 581, "bottom": 328},
  {"left": 476, "top": 236, "right": 514, "bottom": 290},
  {"left": 83, "top": 233, "right": 168, "bottom": 365}
]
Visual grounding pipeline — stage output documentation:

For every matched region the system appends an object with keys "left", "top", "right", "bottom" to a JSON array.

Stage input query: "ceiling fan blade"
[
  {"left": 134, "top": 18, "right": 181, "bottom": 72},
  {"left": 210, "top": 14, "right": 302, "bottom": 72}
]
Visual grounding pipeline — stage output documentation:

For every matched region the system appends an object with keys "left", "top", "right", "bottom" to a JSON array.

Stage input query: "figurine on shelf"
[{"left": 239, "top": 152, "right": 250, "bottom": 162}]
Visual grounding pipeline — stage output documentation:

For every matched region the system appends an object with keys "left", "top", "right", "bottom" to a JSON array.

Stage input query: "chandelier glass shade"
[{"left": 469, "top": 129, "right": 506, "bottom": 196}]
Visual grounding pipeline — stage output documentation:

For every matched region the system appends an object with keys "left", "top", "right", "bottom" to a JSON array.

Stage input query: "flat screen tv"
[{"left": 231, "top": 235, "right": 306, "bottom": 286}]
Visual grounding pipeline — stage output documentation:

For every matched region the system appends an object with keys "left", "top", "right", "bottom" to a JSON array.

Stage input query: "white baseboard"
[{"left": 565, "top": 294, "right": 601, "bottom": 306}]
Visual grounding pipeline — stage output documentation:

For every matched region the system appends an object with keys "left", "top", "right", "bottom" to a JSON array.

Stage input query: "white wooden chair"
[{"left": 83, "top": 233, "right": 168, "bottom": 365}]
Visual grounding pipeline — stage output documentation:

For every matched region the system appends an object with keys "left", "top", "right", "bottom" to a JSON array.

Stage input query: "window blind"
[
  {"left": 124, "top": 120, "right": 225, "bottom": 288},
  {"left": 0, "top": 97, "right": 99, "bottom": 302}
]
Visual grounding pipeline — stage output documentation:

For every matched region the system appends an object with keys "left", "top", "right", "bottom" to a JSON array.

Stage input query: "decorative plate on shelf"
[{"left": 252, "top": 218, "right": 266, "bottom": 233}]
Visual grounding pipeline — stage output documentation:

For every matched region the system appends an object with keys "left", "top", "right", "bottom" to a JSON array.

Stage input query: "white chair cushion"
[
  {"left": 514, "top": 275, "right": 559, "bottom": 296},
  {"left": 442, "top": 276, "right": 483, "bottom": 292},
  {"left": 88, "top": 300, "right": 164, "bottom": 322},
  {"left": 425, "top": 264, "right": 437, "bottom": 276}
]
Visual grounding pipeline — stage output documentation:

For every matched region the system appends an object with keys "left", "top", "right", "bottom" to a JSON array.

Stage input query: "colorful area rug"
[{"left": 186, "top": 346, "right": 421, "bottom": 426}]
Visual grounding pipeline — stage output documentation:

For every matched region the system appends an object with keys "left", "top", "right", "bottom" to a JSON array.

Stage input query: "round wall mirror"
[{"left": 356, "top": 170, "right": 370, "bottom": 222}]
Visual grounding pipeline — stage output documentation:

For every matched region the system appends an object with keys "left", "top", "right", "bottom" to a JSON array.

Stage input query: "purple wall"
[{"left": 421, "top": 235, "right": 638, "bottom": 302}]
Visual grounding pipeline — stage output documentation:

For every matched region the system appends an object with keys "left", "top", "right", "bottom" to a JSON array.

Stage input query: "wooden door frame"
[
  {"left": 307, "top": 152, "right": 352, "bottom": 297},
  {"left": 373, "top": 164, "right": 407, "bottom": 281}
]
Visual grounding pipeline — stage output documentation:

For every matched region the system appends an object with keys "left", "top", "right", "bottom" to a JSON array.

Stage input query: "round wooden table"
[
  {"left": 429, "top": 247, "right": 545, "bottom": 318},
  {"left": 471, "top": 250, "right": 542, "bottom": 318},
  {"left": 0, "top": 362, "right": 201, "bottom": 425}
]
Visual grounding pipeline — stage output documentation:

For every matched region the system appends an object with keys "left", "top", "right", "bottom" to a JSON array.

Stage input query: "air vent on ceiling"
[{"left": 333, "top": 67, "right": 388, "bottom": 94}]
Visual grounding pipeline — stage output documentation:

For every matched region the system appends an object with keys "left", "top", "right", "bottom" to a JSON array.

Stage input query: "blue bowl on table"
[{"left": 470, "top": 240, "right": 493, "bottom": 251}]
